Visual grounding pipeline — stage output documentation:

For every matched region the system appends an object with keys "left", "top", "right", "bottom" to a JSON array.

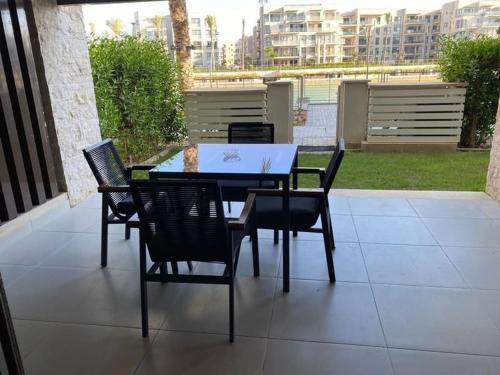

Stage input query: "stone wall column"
[
  {"left": 487, "top": 100, "right": 500, "bottom": 201},
  {"left": 28, "top": 0, "right": 101, "bottom": 206}
]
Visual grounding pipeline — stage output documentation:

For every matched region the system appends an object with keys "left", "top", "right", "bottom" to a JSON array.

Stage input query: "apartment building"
[
  {"left": 131, "top": 12, "right": 221, "bottom": 68},
  {"left": 258, "top": 4, "right": 343, "bottom": 66},
  {"left": 256, "top": 2, "right": 499, "bottom": 65},
  {"left": 441, "top": 0, "right": 500, "bottom": 37}
]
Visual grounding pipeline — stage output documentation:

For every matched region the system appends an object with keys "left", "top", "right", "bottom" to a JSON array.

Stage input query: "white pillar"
[{"left": 266, "top": 81, "right": 293, "bottom": 144}]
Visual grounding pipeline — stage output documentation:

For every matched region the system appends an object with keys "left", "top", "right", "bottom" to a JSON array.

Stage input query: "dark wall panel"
[{"left": 0, "top": 0, "right": 60, "bottom": 224}]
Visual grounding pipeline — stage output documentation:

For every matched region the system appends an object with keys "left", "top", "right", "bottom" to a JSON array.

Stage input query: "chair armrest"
[
  {"left": 248, "top": 188, "right": 325, "bottom": 198},
  {"left": 227, "top": 193, "right": 256, "bottom": 232},
  {"left": 98, "top": 184, "right": 130, "bottom": 193},
  {"left": 292, "top": 167, "right": 325, "bottom": 189}
]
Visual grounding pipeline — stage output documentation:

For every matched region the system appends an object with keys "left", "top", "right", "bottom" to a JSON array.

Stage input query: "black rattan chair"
[
  {"left": 83, "top": 139, "right": 193, "bottom": 273},
  {"left": 250, "top": 139, "right": 345, "bottom": 283},
  {"left": 130, "top": 179, "right": 259, "bottom": 342},
  {"left": 222, "top": 123, "right": 277, "bottom": 213}
]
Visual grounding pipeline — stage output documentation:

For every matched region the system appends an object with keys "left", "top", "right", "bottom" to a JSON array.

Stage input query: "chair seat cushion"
[
  {"left": 116, "top": 194, "right": 136, "bottom": 216},
  {"left": 220, "top": 180, "right": 276, "bottom": 201},
  {"left": 255, "top": 196, "right": 320, "bottom": 230}
]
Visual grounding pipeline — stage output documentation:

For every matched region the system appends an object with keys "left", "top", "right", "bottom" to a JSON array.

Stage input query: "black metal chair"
[
  {"left": 0, "top": 273, "right": 24, "bottom": 375},
  {"left": 222, "top": 122, "right": 277, "bottom": 213},
  {"left": 130, "top": 179, "right": 259, "bottom": 342},
  {"left": 250, "top": 139, "right": 345, "bottom": 283},
  {"left": 83, "top": 139, "right": 193, "bottom": 273}
]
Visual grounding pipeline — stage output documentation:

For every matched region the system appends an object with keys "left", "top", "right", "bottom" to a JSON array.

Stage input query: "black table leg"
[{"left": 283, "top": 176, "right": 290, "bottom": 293}]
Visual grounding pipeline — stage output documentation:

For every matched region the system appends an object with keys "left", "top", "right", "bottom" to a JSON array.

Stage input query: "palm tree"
[
  {"left": 106, "top": 18, "right": 124, "bottom": 37},
  {"left": 382, "top": 12, "right": 391, "bottom": 63},
  {"left": 151, "top": 15, "right": 165, "bottom": 40},
  {"left": 205, "top": 15, "right": 217, "bottom": 87},
  {"left": 168, "top": 0, "right": 193, "bottom": 90},
  {"left": 264, "top": 46, "right": 276, "bottom": 66}
]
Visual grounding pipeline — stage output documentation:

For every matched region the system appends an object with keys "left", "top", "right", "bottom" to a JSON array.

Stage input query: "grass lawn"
[
  {"left": 153, "top": 148, "right": 490, "bottom": 192},
  {"left": 298, "top": 151, "right": 490, "bottom": 191}
]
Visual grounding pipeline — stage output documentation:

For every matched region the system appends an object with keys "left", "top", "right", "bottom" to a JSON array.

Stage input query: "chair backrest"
[
  {"left": 228, "top": 123, "right": 274, "bottom": 144},
  {"left": 130, "top": 179, "right": 230, "bottom": 264},
  {"left": 82, "top": 139, "right": 129, "bottom": 215},
  {"left": 321, "top": 139, "right": 345, "bottom": 194}
]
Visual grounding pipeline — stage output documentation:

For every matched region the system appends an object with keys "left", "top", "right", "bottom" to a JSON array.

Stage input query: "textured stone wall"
[
  {"left": 487, "top": 101, "right": 500, "bottom": 201},
  {"left": 30, "top": 0, "right": 101, "bottom": 206}
]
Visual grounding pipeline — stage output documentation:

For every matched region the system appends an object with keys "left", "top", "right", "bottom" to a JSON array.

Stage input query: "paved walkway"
[{"left": 293, "top": 104, "right": 337, "bottom": 146}]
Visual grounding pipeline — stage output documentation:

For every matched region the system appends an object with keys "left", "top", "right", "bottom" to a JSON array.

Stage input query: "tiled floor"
[{"left": 2, "top": 190, "right": 500, "bottom": 374}]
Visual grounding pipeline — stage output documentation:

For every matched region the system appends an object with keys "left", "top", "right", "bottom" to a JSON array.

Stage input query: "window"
[
  {"left": 191, "top": 30, "right": 201, "bottom": 39},
  {"left": 191, "top": 18, "right": 201, "bottom": 27},
  {"left": 270, "top": 14, "right": 281, "bottom": 22}
]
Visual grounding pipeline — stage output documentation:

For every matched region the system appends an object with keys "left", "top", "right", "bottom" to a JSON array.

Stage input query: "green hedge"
[
  {"left": 89, "top": 36, "right": 185, "bottom": 162},
  {"left": 438, "top": 36, "right": 500, "bottom": 148}
]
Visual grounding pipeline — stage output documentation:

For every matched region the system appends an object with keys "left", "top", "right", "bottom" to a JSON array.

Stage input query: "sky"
[{"left": 82, "top": 0, "right": 453, "bottom": 43}]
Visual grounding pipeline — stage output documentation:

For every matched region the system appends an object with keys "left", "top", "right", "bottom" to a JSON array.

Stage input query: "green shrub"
[
  {"left": 89, "top": 35, "right": 185, "bottom": 162},
  {"left": 438, "top": 36, "right": 500, "bottom": 147}
]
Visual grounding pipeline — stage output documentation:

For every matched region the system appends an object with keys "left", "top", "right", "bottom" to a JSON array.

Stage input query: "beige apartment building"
[
  {"left": 222, "top": 42, "right": 236, "bottom": 67},
  {"left": 255, "top": 1, "right": 500, "bottom": 65},
  {"left": 258, "top": 4, "right": 343, "bottom": 66}
]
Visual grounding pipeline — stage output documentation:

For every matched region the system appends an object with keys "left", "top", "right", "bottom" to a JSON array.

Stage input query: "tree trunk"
[
  {"left": 467, "top": 116, "right": 478, "bottom": 148},
  {"left": 168, "top": 0, "right": 193, "bottom": 90}
]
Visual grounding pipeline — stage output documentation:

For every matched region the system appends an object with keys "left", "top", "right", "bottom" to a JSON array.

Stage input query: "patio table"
[{"left": 149, "top": 143, "right": 298, "bottom": 293}]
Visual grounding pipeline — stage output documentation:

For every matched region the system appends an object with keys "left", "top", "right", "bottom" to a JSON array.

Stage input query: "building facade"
[
  {"left": 131, "top": 12, "right": 221, "bottom": 68},
  {"left": 258, "top": 4, "right": 343, "bottom": 66},
  {"left": 256, "top": 1, "right": 500, "bottom": 65},
  {"left": 222, "top": 42, "right": 236, "bottom": 67}
]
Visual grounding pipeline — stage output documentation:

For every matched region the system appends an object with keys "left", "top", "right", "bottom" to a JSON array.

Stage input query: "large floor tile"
[
  {"left": 473, "top": 289, "right": 500, "bottom": 330},
  {"left": 409, "top": 199, "right": 489, "bottom": 219},
  {"left": 0, "top": 265, "right": 33, "bottom": 287},
  {"left": 136, "top": 331, "right": 267, "bottom": 375},
  {"left": 423, "top": 218, "right": 500, "bottom": 247},
  {"left": 196, "top": 238, "right": 281, "bottom": 278},
  {"left": 41, "top": 232, "right": 141, "bottom": 271},
  {"left": 6, "top": 267, "right": 181, "bottom": 329},
  {"left": 329, "top": 196, "right": 351, "bottom": 215},
  {"left": 259, "top": 214, "right": 358, "bottom": 243},
  {"left": 389, "top": 348, "right": 500, "bottom": 375},
  {"left": 443, "top": 246, "right": 500, "bottom": 289},
  {"left": 33, "top": 207, "right": 100, "bottom": 233},
  {"left": 161, "top": 276, "right": 276, "bottom": 337},
  {"left": 354, "top": 216, "right": 436, "bottom": 245},
  {"left": 269, "top": 280, "right": 385, "bottom": 346},
  {"left": 373, "top": 284, "right": 500, "bottom": 356},
  {"left": 362, "top": 244, "right": 465, "bottom": 287},
  {"left": 477, "top": 199, "right": 500, "bottom": 219},
  {"left": 12, "top": 320, "right": 152, "bottom": 375},
  {"left": 264, "top": 339, "right": 393, "bottom": 375},
  {"left": 0, "top": 231, "right": 75, "bottom": 266},
  {"left": 279, "top": 241, "right": 368, "bottom": 283},
  {"left": 349, "top": 197, "right": 417, "bottom": 217}
]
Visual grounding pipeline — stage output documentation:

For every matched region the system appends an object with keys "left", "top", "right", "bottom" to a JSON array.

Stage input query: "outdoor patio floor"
[{"left": 2, "top": 189, "right": 500, "bottom": 374}]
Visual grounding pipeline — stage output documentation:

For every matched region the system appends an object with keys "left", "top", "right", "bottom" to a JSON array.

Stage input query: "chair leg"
[
  {"left": 101, "top": 194, "right": 109, "bottom": 268},
  {"left": 171, "top": 262, "right": 179, "bottom": 274},
  {"left": 251, "top": 228, "right": 260, "bottom": 277},
  {"left": 160, "top": 262, "right": 167, "bottom": 284},
  {"left": 229, "top": 264, "right": 235, "bottom": 343},
  {"left": 139, "top": 232, "right": 149, "bottom": 337},
  {"left": 293, "top": 230, "right": 298, "bottom": 237},
  {"left": 187, "top": 261, "right": 194, "bottom": 271},
  {"left": 125, "top": 224, "right": 131, "bottom": 240},
  {"left": 329, "top": 216, "right": 336, "bottom": 250},
  {"left": 273, "top": 229, "right": 279, "bottom": 244},
  {"left": 320, "top": 205, "right": 336, "bottom": 283},
  {"left": 228, "top": 201, "right": 232, "bottom": 213}
]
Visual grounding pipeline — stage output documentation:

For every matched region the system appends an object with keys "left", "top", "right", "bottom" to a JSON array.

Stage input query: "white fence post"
[{"left": 266, "top": 81, "right": 294, "bottom": 143}]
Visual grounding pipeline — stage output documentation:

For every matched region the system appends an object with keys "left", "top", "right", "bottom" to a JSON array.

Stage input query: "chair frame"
[
  {"left": 0, "top": 273, "right": 24, "bottom": 375},
  {"left": 249, "top": 139, "right": 345, "bottom": 283},
  {"left": 131, "top": 180, "right": 259, "bottom": 342},
  {"left": 228, "top": 122, "right": 275, "bottom": 144},
  {"left": 83, "top": 139, "right": 154, "bottom": 267}
]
